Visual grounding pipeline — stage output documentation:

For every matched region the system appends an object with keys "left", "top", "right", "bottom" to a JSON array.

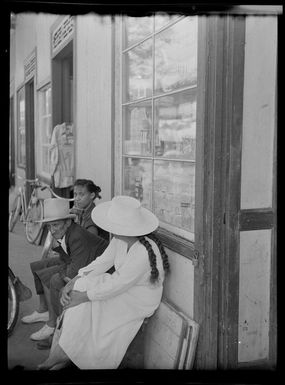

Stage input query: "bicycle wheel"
[
  {"left": 25, "top": 198, "right": 44, "bottom": 244},
  {"left": 8, "top": 268, "right": 19, "bottom": 336},
  {"left": 8, "top": 195, "right": 21, "bottom": 232}
]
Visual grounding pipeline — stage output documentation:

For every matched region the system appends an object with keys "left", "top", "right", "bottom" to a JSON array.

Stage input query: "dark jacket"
[
  {"left": 73, "top": 201, "right": 109, "bottom": 241},
  {"left": 53, "top": 221, "right": 108, "bottom": 280}
]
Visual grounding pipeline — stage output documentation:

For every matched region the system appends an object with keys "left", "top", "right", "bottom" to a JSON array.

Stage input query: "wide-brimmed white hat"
[
  {"left": 38, "top": 198, "right": 76, "bottom": 223},
  {"left": 91, "top": 195, "right": 159, "bottom": 236}
]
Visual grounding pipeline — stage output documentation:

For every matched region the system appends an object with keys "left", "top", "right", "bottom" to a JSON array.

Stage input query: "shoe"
[
  {"left": 36, "top": 336, "right": 53, "bottom": 350},
  {"left": 21, "top": 311, "right": 49, "bottom": 324},
  {"left": 30, "top": 324, "right": 55, "bottom": 341}
]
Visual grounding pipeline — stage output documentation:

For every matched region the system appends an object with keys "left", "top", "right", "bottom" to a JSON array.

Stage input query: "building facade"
[{"left": 9, "top": 6, "right": 279, "bottom": 369}]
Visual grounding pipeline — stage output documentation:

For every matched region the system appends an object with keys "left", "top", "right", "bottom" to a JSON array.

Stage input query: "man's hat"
[
  {"left": 91, "top": 195, "right": 159, "bottom": 236},
  {"left": 38, "top": 198, "right": 76, "bottom": 223}
]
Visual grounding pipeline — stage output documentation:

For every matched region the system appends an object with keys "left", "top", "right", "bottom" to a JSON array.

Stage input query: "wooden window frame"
[
  {"left": 120, "top": 15, "right": 201, "bottom": 260},
  {"left": 37, "top": 83, "right": 52, "bottom": 179},
  {"left": 16, "top": 85, "right": 26, "bottom": 169}
]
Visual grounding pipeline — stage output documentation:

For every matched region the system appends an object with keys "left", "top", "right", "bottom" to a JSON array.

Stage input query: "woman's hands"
[
  {"left": 60, "top": 276, "right": 79, "bottom": 307},
  {"left": 62, "top": 290, "right": 89, "bottom": 310}
]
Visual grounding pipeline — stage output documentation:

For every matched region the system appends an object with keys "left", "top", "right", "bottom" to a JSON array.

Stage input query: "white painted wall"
[
  {"left": 75, "top": 14, "right": 112, "bottom": 202},
  {"left": 241, "top": 16, "right": 277, "bottom": 209},
  {"left": 238, "top": 230, "right": 271, "bottom": 362},
  {"left": 14, "top": 13, "right": 37, "bottom": 89},
  {"left": 163, "top": 249, "right": 194, "bottom": 319},
  {"left": 35, "top": 13, "right": 57, "bottom": 86}
]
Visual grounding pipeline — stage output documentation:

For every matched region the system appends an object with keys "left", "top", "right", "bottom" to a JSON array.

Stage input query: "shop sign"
[{"left": 52, "top": 16, "right": 74, "bottom": 56}]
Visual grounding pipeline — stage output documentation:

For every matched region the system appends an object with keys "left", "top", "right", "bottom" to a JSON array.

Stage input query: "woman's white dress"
[{"left": 59, "top": 237, "right": 165, "bottom": 369}]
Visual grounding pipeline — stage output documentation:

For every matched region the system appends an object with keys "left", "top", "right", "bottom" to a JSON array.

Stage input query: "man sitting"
[{"left": 21, "top": 198, "right": 108, "bottom": 341}]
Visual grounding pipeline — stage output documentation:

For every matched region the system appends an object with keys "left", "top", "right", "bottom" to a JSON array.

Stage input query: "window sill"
[{"left": 157, "top": 227, "right": 195, "bottom": 260}]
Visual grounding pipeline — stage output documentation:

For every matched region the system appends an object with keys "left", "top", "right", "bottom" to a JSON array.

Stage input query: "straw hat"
[
  {"left": 91, "top": 195, "right": 159, "bottom": 236},
  {"left": 38, "top": 198, "right": 76, "bottom": 223}
]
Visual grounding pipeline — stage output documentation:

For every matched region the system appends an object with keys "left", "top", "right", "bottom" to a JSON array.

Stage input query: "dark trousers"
[{"left": 30, "top": 257, "right": 65, "bottom": 317}]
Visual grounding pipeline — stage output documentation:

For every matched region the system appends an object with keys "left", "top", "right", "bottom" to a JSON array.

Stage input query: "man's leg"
[
  {"left": 30, "top": 273, "right": 65, "bottom": 341},
  {"left": 44, "top": 273, "right": 65, "bottom": 328},
  {"left": 23, "top": 257, "right": 63, "bottom": 321}
]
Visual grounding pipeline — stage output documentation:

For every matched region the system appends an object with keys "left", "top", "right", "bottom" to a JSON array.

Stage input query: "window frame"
[
  {"left": 16, "top": 85, "right": 26, "bottom": 168},
  {"left": 120, "top": 14, "right": 202, "bottom": 259},
  {"left": 37, "top": 82, "right": 52, "bottom": 179}
]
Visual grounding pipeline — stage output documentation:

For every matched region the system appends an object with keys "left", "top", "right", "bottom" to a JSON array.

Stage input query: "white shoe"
[
  {"left": 21, "top": 311, "right": 49, "bottom": 324},
  {"left": 30, "top": 324, "right": 55, "bottom": 341}
]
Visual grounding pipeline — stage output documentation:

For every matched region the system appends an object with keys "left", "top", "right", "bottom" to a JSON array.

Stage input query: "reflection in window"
[
  {"left": 17, "top": 87, "right": 26, "bottom": 167},
  {"left": 155, "top": 17, "right": 197, "bottom": 94},
  {"left": 39, "top": 85, "right": 52, "bottom": 174},
  {"left": 123, "top": 39, "right": 152, "bottom": 102},
  {"left": 154, "top": 89, "right": 196, "bottom": 160},
  {"left": 154, "top": 161, "right": 195, "bottom": 232},
  {"left": 123, "top": 100, "right": 152, "bottom": 156},
  {"left": 155, "top": 13, "right": 181, "bottom": 31},
  {"left": 122, "top": 15, "right": 198, "bottom": 239},
  {"left": 123, "top": 157, "right": 152, "bottom": 209},
  {"left": 124, "top": 17, "right": 153, "bottom": 48}
]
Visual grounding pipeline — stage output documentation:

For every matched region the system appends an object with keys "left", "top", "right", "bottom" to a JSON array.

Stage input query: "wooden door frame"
[{"left": 193, "top": 15, "right": 247, "bottom": 369}]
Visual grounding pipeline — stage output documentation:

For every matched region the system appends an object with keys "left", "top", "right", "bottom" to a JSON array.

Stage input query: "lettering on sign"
[{"left": 52, "top": 16, "right": 74, "bottom": 55}]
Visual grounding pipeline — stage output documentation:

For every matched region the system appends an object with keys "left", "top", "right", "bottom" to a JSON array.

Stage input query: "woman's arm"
[{"left": 84, "top": 242, "right": 153, "bottom": 301}]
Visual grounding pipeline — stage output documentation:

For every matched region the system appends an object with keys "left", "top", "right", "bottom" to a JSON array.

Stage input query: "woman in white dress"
[{"left": 38, "top": 195, "right": 170, "bottom": 370}]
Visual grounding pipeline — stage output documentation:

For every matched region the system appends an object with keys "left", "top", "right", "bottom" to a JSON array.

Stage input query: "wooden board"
[{"left": 144, "top": 300, "right": 199, "bottom": 369}]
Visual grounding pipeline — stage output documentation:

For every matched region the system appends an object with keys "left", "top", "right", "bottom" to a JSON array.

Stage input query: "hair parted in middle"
[{"left": 74, "top": 179, "right": 102, "bottom": 200}]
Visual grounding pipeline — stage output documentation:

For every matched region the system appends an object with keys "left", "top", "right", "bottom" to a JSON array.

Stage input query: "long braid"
[
  {"left": 138, "top": 236, "right": 159, "bottom": 284},
  {"left": 138, "top": 232, "right": 170, "bottom": 284},
  {"left": 147, "top": 232, "right": 170, "bottom": 275}
]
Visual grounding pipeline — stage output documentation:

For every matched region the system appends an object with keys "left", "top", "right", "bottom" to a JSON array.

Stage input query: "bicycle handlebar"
[
  {"left": 41, "top": 185, "right": 75, "bottom": 201},
  {"left": 17, "top": 175, "right": 39, "bottom": 184}
]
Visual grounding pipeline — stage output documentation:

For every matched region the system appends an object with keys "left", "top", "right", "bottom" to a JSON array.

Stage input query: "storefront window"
[
  {"left": 17, "top": 87, "right": 25, "bottom": 167},
  {"left": 38, "top": 85, "right": 52, "bottom": 175},
  {"left": 122, "top": 15, "right": 197, "bottom": 240}
]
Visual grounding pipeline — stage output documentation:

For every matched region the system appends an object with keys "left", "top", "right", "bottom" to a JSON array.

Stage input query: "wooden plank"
[
  {"left": 157, "top": 228, "right": 195, "bottom": 260},
  {"left": 143, "top": 301, "right": 188, "bottom": 369},
  {"left": 184, "top": 321, "right": 200, "bottom": 369},
  {"left": 194, "top": 15, "right": 224, "bottom": 370},
  {"left": 239, "top": 209, "right": 274, "bottom": 231},
  {"left": 218, "top": 15, "right": 246, "bottom": 369}
]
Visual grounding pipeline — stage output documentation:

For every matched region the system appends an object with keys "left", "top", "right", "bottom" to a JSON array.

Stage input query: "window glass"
[
  {"left": 122, "top": 16, "right": 198, "bottom": 239},
  {"left": 122, "top": 157, "right": 152, "bottom": 209},
  {"left": 38, "top": 85, "right": 52, "bottom": 174},
  {"left": 123, "top": 39, "right": 152, "bottom": 102},
  {"left": 154, "top": 89, "right": 196, "bottom": 160},
  {"left": 154, "top": 13, "right": 181, "bottom": 31},
  {"left": 155, "top": 17, "right": 197, "bottom": 94},
  {"left": 154, "top": 160, "right": 195, "bottom": 233},
  {"left": 17, "top": 87, "right": 25, "bottom": 167},
  {"left": 124, "top": 17, "right": 153, "bottom": 48},
  {"left": 123, "top": 100, "right": 152, "bottom": 156}
]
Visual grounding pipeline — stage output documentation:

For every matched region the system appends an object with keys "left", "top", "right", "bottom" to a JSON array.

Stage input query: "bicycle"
[
  {"left": 8, "top": 176, "right": 50, "bottom": 244},
  {"left": 8, "top": 177, "right": 74, "bottom": 246},
  {"left": 8, "top": 267, "right": 32, "bottom": 336}
]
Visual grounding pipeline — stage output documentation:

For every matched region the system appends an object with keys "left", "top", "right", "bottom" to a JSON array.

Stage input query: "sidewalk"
[{"left": 8, "top": 221, "right": 49, "bottom": 370}]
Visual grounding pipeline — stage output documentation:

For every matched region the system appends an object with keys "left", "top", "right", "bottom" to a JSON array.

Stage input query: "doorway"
[
  {"left": 25, "top": 79, "right": 35, "bottom": 199},
  {"left": 51, "top": 39, "right": 74, "bottom": 198}
]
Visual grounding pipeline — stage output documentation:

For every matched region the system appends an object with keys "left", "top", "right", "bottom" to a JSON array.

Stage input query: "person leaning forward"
[{"left": 21, "top": 198, "right": 108, "bottom": 342}]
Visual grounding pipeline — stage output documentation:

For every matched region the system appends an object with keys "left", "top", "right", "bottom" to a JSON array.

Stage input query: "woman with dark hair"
[
  {"left": 71, "top": 179, "right": 105, "bottom": 237},
  {"left": 38, "top": 195, "right": 170, "bottom": 370}
]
